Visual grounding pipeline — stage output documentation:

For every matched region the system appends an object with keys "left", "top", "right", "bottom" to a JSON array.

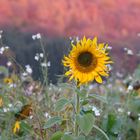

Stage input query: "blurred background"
[{"left": 0, "top": 0, "right": 140, "bottom": 83}]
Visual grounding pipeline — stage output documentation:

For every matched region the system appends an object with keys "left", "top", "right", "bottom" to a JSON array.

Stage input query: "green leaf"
[
  {"left": 88, "top": 94, "right": 108, "bottom": 104},
  {"left": 44, "top": 116, "right": 62, "bottom": 129},
  {"left": 75, "top": 88, "right": 87, "bottom": 99},
  {"left": 76, "top": 113, "right": 94, "bottom": 136},
  {"left": 61, "top": 134, "right": 73, "bottom": 140},
  {"left": 51, "top": 131, "right": 64, "bottom": 140},
  {"left": 74, "top": 136, "right": 85, "bottom": 140},
  {"left": 107, "top": 114, "right": 116, "bottom": 132},
  {"left": 20, "top": 121, "right": 32, "bottom": 133},
  {"left": 54, "top": 98, "right": 70, "bottom": 112},
  {"left": 0, "top": 66, "right": 9, "bottom": 77}
]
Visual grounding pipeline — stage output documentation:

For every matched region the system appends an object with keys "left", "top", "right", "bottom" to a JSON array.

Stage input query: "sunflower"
[
  {"left": 3, "top": 77, "right": 13, "bottom": 84},
  {"left": 13, "top": 121, "right": 20, "bottom": 134},
  {"left": 62, "top": 36, "right": 113, "bottom": 85}
]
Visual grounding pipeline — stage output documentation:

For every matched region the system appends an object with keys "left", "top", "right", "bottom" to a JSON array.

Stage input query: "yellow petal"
[
  {"left": 95, "top": 75, "right": 103, "bottom": 83},
  {"left": 92, "top": 37, "right": 97, "bottom": 45},
  {"left": 13, "top": 121, "right": 20, "bottom": 134},
  {"left": 65, "top": 71, "right": 71, "bottom": 76}
]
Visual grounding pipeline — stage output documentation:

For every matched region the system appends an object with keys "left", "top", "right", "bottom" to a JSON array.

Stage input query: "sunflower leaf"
[
  {"left": 76, "top": 113, "right": 94, "bottom": 136},
  {"left": 44, "top": 116, "right": 62, "bottom": 129},
  {"left": 88, "top": 94, "right": 108, "bottom": 104},
  {"left": 54, "top": 98, "right": 70, "bottom": 112}
]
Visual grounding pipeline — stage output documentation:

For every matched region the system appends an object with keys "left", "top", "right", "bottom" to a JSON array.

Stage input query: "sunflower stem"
[{"left": 75, "top": 91, "right": 80, "bottom": 136}]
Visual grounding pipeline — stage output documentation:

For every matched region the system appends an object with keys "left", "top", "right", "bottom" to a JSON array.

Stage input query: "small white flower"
[
  {"left": 32, "top": 35, "right": 36, "bottom": 40},
  {"left": 76, "top": 36, "right": 80, "bottom": 42},
  {"left": 25, "top": 65, "right": 32, "bottom": 74},
  {"left": 39, "top": 53, "right": 44, "bottom": 58},
  {"left": 92, "top": 106, "right": 97, "bottom": 112},
  {"left": 127, "top": 85, "right": 133, "bottom": 91},
  {"left": 7, "top": 61, "right": 12, "bottom": 67},
  {"left": 95, "top": 111, "right": 100, "bottom": 116},
  {"left": 47, "top": 61, "right": 51, "bottom": 67},
  {"left": 118, "top": 108, "right": 123, "bottom": 113},
  {"left": 8, "top": 104, "right": 12, "bottom": 108},
  {"left": 138, "top": 117, "right": 140, "bottom": 121},
  {"left": 41, "top": 63, "right": 47, "bottom": 67},
  {"left": 34, "top": 55, "right": 39, "bottom": 61},
  {"left": 69, "top": 36, "right": 72, "bottom": 40},
  {"left": 107, "top": 46, "right": 112, "bottom": 50},
  {"left": 127, "top": 111, "right": 131, "bottom": 115},
  {"left": 30, "top": 115, "right": 33, "bottom": 119},
  {"left": 116, "top": 72, "right": 123, "bottom": 78},
  {"left": 22, "top": 72, "right": 28, "bottom": 77},
  {"left": 124, "top": 48, "right": 128, "bottom": 51},
  {"left": 127, "top": 49, "right": 133, "bottom": 55},
  {"left": 36, "top": 33, "right": 41, "bottom": 39},
  {"left": 3, "top": 108, "right": 8, "bottom": 112},
  {"left": 44, "top": 112, "right": 49, "bottom": 118},
  {"left": 5, "top": 46, "right": 9, "bottom": 49},
  {"left": 9, "top": 83, "right": 17, "bottom": 88},
  {"left": 0, "top": 47, "right": 5, "bottom": 54}
]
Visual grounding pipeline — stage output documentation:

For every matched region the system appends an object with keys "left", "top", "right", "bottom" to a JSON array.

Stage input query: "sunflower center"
[{"left": 78, "top": 52, "right": 93, "bottom": 67}]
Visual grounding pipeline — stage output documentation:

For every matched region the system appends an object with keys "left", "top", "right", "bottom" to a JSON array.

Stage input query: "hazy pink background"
[{"left": 0, "top": 0, "right": 140, "bottom": 72}]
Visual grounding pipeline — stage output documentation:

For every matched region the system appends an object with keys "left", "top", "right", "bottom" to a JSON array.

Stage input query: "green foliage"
[
  {"left": 76, "top": 113, "right": 94, "bottom": 136},
  {"left": 54, "top": 98, "right": 70, "bottom": 112},
  {"left": 44, "top": 116, "right": 62, "bottom": 129},
  {"left": 50, "top": 131, "right": 64, "bottom": 140}
]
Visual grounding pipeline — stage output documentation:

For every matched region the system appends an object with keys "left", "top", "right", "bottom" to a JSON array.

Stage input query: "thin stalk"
[
  {"left": 75, "top": 93, "right": 80, "bottom": 136},
  {"left": 93, "top": 125, "right": 110, "bottom": 140}
]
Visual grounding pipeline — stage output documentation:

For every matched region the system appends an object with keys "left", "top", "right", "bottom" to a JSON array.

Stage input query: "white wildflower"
[
  {"left": 9, "top": 83, "right": 17, "bottom": 88},
  {"left": 116, "top": 72, "right": 123, "bottom": 78},
  {"left": 36, "top": 33, "right": 41, "bottom": 39},
  {"left": 32, "top": 35, "right": 36, "bottom": 40},
  {"left": 7, "top": 61, "right": 12, "bottom": 67},
  {"left": 106, "top": 46, "right": 112, "bottom": 50},
  {"left": 124, "top": 48, "right": 128, "bottom": 51},
  {"left": 92, "top": 106, "right": 100, "bottom": 116},
  {"left": 127, "top": 85, "right": 133, "bottom": 92},
  {"left": 39, "top": 53, "right": 44, "bottom": 58},
  {"left": 47, "top": 61, "right": 51, "bottom": 67},
  {"left": 76, "top": 36, "right": 80, "bottom": 42},
  {"left": 95, "top": 111, "right": 100, "bottom": 116},
  {"left": 25, "top": 65, "right": 32, "bottom": 74},
  {"left": 3, "top": 108, "right": 8, "bottom": 112},
  {"left": 30, "top": 115, "right": 33, "bottom": 119},
  {"left": 127, "top": 111, "right": 131, "bottom": 115},
  {"left": 127, "top": 49, "right": 133, "bottom": 55},
  {"left": 0, "top": 47, "right": 5, "bottom": 54},
  {"left": 118, "top": 108, "right": 124, "bottom": 113},
  {"left": 8, "top": 104, "right": 12, "bottom": 108},
  {"left": 44, "top": 112, "right": 49, "bottom": 118},
  {"left": 34, "top": 55, "right": 39, "bottom": 61},
  {"left": 41, "top": 63, "right": 47, "bottom": 67},
  {"left": 22, "top": 72, "right": 28, "bottom": 77},
  {"left": 5, "top": 46, "right": 9, "bottom": 49}
]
